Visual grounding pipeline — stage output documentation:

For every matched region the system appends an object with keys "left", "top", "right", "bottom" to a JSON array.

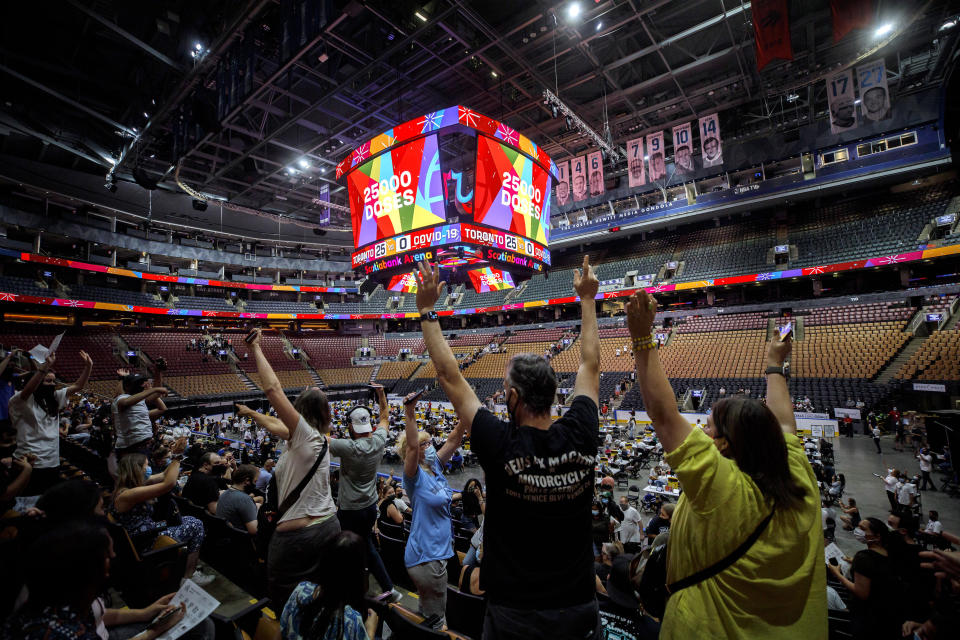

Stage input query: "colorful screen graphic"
[
  {"left": 468, "top": 267, "right": 516, "bottom": 293},
  {"left": 437, "top": 247, "right": 487, "bottom": 267},
  {"left": 347, "top": 135, "right": 445, "bottom": 249},
  {"left": 475, "top": 136, "right": 551, "bottom": 245},
  {"left": 386, "top": 272, "right": 418, "bottom": 293}
]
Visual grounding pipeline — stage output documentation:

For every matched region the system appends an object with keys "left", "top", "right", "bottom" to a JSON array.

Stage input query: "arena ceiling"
[{"left": 1, "top": 0, "right": 959, "bottom": 242}]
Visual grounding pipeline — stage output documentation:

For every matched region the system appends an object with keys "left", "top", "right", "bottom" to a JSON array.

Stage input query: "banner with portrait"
[
  {"left": 571, "top": 155, "right": 588, "bottom": 202},
  {"left": 587, "top": 150, "right": 605, "bottom": 197},
  {"left": 556, "top": 160, "right": 571, "bottom": 206},
  {"left": 856, "top": 60, "right": 891, "bottom": 122},
  {"left": 626, "top": 137, "right": 646, "bottom": 187},
  {"left": 826, "top": 69, "right": 857, "bottom": 134},
  {"left": 672, "top": 122, "right": 694, "bottom": 174},
  {"left": 646, "top": 131, "right": 666, "bottom": 181},
  {"left": 698, "top": 113, "right": 723, "bottom": 167}
]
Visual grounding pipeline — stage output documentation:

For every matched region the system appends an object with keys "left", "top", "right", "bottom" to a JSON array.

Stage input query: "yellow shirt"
[{"left": 661, "top": 428, "right": 827, "bottom": 639}]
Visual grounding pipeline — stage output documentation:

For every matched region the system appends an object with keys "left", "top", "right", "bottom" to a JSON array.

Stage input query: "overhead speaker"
[
  {"left": 132, "top": 167, "right": 158, "bottom": 190},
  {"left": 312, "top": 228, "right": 327, "bottom": 236},
  {"left": 192, "top": 199, "right": 208, "bottom": 211}
]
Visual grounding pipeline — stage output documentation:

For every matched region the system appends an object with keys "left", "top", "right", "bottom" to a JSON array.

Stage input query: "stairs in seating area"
[
  {"left": 874, "top": 334, "right": 928, "bottom": 384},
  {"left": 230, "top": 363, "right": 260, "bottom": 391},
  {"left": 308, "top": 368, "right": 324, "bottom": 387}
]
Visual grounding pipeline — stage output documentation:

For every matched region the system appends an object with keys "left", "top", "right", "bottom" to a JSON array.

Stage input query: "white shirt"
[
  {"left": 925, "top": 519, "right": 943, "bottom": 535},
  {"left": 883, "top": 474, "right": 899, "bottom": 492},
  {"left": 274, "top": 416, "right": 335, "bottom": 523},
  {"left": 619, "top": 505, "right": 643, "bottom": 543},
  {"left": 872, "top": 427, "right": 881, "bottom": 438},
  {"left": 9, "top": 387, "right": 68, "bottom": 469},
  {"left": 112, "top": 394, "right": 153, "bottom": 448},
  {"left": 918, "top": 453, "right": 932, "bottom": 472},
  {"left": 897, "top": 482, "right": 917, "bottom": 506},
  {"left": 393, "top": 496, "right": 409, "bottom": 512}
]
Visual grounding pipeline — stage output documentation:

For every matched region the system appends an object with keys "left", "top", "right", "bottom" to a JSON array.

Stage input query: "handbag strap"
[
  {"left": 276, "top": 436, "right": 329, "bottom": 519},
  {"left": 667, "top": 507, "right": 775, "bottom": 594}
]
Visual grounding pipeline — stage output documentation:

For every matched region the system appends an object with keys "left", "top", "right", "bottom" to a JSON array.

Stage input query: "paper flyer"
[
  {"left": 28, "top": 332, "right": 64, "bottom": 364},
  {"left": 154, "top": 579, "right": 220, "bottom": 640}
]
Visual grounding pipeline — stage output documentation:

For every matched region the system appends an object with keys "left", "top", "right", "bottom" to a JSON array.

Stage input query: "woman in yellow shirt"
[{"left": 625, "top": 290, "right": 826, "bottom": 639}]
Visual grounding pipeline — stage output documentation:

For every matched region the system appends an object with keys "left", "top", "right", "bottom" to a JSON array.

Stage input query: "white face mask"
[{"left": 853, "top": 528, "right": 867, "bottom": 543}]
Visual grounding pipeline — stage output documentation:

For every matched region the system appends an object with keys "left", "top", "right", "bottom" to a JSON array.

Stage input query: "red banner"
[
  {"left": 831, "top": 0, "right": 873, "bottom": 43},
  {"left": 587, "top": 151, "right": 605, "bottom": 197},
  {"left": 571, "top": 155, "right": 587, "bottom": 201},
  {"left": 753, "top": 0, "right": 792, "bottom": 71},
  {"left": 626, "top": 138, "right": 645, "bottom": 187}
]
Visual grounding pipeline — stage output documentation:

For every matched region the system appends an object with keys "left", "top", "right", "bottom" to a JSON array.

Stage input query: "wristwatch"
[
  {"left": 420, "top": 310, "right": 439, "bottom": 322},
  {"left": 765, "top": 364, "right": 789, "bottom": 378}
]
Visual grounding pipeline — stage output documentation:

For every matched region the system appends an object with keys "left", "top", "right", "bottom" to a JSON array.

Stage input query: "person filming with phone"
[{"left": 625, "top": 289, "right": 824, "bottom": 638}]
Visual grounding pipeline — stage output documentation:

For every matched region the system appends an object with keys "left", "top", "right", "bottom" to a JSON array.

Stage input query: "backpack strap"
[
  {"left": 667, "top": 507, "right": 775, "bottom": 594},
  {"left": 276, "top": 436, "right": 329, "bottom": 519}
]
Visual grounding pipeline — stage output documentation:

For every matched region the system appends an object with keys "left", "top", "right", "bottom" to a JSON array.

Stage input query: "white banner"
[
  {"left": 588, "top": 150, "right": 605, "bottom": 197},
  {"left": 856, "top": 60, "right": 891, "bottom": 122},
  {"left": 913, "top": 382, "right": 946, "bottom": 393},
  {"left": 794, "top": 412, "right": 831, "bottom": 420},
  {"left": 571, "top": 155, "right": 587, "bottom": 201},
  {"left": 834, "top": 408, "right": 862, "bottom": 420},
  {"left": 797, "top": 417, "right": 839, "bottom": 437},
  {"left": 827, "top": 69, "right": 857, "bottom": 134},
  {"left": 646, "top": 131, "right": 666, "bottom": 181},
  {"left": 672, "top": 122, "right": 694, "bottom": 174},
  {"left": 698, "top": 113, "right": 723, "bottom": 167},
  {"left": 556, "top": 160, "right": 571, "bottom": 206},
  {"left": 626, "top": 137, "right": 646, "bottom": 187}
]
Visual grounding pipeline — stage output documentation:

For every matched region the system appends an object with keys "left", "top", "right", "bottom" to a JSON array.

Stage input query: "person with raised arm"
[
  {"left": 113, "top": 362, "right": 168, "bottom": 459},
  {"left": 246, "top": 328, "right": 340, "bottom": 609},
  {"left": 625, "top": 288, "right": 825, "bottom": 639},
  {"left": 10, "top": 350, "right": 92, "bottom": 494},
  {"left": 416, "top": 257, "right": 602, "bottom": 640}
]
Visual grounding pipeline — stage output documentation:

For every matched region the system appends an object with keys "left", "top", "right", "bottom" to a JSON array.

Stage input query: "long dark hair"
[
  {"left": 25, "top": 520, "right": 111, "bottom": 609},
  {"left": 34, "top": 376, "right": 60, "bottom": 417},
  {"left": 462, "top": 479, "right": 483, "bottom": 519},
  {"left": 301, "top": 532, "right": 367, "bottom": 640},
  {"left": 294, "top": 387, "right": 331, "bottom": 434},
  {"left": 711, "top": 397, "right": 807, "bottom": 510}
]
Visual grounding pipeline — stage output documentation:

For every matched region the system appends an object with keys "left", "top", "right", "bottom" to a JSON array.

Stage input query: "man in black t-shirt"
[
  {"left": 414, "top": 257, "right": 602, "bottom": 640},
  {"left": 182, "top": 451, "right": 225, "bottom": 514}
]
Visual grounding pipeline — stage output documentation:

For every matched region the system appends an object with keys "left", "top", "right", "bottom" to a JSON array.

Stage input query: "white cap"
[{"left": 350, "top": 408, "right": 373, "bottom": 434}]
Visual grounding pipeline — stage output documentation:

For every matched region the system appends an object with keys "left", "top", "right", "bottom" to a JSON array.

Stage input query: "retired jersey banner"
[
  {"left": 672, "top": 122, "right": 694, "bottom": 174},
  {"left": 587, "top": 151, "right": 605, "bottom": 197},
  {"left": 698, "top": 114, "right": 723, "bottom": 167},
  {"left": 571, "top": 155, "right": 588, "bottom": 201},
  {"left": 753, "top": 0, "right": 793, "bottom": 71},
  {"left": 831, "top": 0, "right": 873, "bottom": 43},
  {"left": 626, "top": 137, "right": 646, "bottom": 187},
  {"left": 826, "top": 69, "right": 857, "bottom": 134},
  {"left": 556, "top": 160, "right": 571, "bottom": 206},
  {"left": 646, "top": 131, "right": 666, "bottom": 181},
  {"left": 856, "top": 60, "right": 891, "bottom": 122}
]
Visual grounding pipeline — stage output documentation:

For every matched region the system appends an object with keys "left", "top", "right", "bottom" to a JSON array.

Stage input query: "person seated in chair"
[
  {"left": 182, "top": 452, "right": 225, "bottom": 515},
  {"left": 216, "top": 463, "right": 260, "bottom": 534}
]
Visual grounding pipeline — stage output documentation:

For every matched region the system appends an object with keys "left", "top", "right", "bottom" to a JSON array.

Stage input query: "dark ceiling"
[{"left": 2, "top": 0, "right": 959, "bottom": 241}]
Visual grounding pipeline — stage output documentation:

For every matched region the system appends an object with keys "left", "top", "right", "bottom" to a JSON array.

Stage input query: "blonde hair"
[
  {"left": 396, "top": 430, "right": 430, "bottom": 457},
  {"left": 116, "top": 453, "right": 147, "bottom": 491}
]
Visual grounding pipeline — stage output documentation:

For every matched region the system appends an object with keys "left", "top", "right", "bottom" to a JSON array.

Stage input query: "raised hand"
[
  {"left": 415, "top": 261, "right": 445, "bottom": 314},
  {"left": 626, "top": 289, "right": 657, "bottom": 338},
  {"left": 79, "top": 350, "right": 93, "bottom": 367},
  {"left": 572, "top": 255, "right": 599, "bottom": 299},
  {"left": 247, "top": 328, "right": 262, "bottom": 348},
  {"left": 235, "top": 403, "right": 255, "bottom": 418},
  {"left": 767, "top": 334, "right": 793, "bottom": 367},
  {"left": 117, "top": 368, "right": 130, "bottom": 378}
]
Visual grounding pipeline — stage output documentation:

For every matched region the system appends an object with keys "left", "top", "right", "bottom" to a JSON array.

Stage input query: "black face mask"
[
  {"left": 210, "top": 464, "right": 228, "bottom": 477},
  {"left": 35, "top": 384, "right": 59, "bottom": 416}
]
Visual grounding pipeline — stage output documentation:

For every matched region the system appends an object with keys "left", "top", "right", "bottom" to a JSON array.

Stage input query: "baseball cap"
[{"left": 350, "top": 407, "right": 373, "bottom": 434}]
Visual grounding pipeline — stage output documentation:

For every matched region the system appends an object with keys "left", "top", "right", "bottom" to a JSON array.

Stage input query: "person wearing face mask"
[
  {"left": 217, "top": 464, "right": 260, "bottom": 534},
  {"left": 183, "top": 451, "right": 226, "bottom": 515},
  {"left": 827, "top": 517, "right": 903, "bottom": 638},
  {"left": 414, "top": 258, "right": 602, "bottom": 640},
  {"left": 112, "top": 365, "right": 168, "bottom": 462},
  {"left": 9, "top": 350, "right": 93, "bottom": 495},
  {"left": 618, "top": 496, "right": 643, "bottom": 551},
  {"left": 625, "top": 289, "right": 823, "bottom": 639}
]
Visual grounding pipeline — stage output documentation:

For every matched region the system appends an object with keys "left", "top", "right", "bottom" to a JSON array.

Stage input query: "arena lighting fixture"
[
  {"left": 941, "top": 18, "right": 957, "bottom": 31},
  {"left": 543, "top": 87, "right": 624, "bottom": 161},
  {"left": 567, "top": 3, "right": 581, "bottom": 19},
  {"left": 298, "top": 158, "right": 310, "bottom": 169},
  {"left": 875, "top": 23, "right": 894, "bottom": 38},
  {"left": 596, "top": 22, "right": 602, "bottom": 31},
  {"left": 414, "top": 11, "right": 427, "bottom": 22}
]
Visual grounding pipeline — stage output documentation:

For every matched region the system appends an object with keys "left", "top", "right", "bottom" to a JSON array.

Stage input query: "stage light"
[
  {"left": 298, "top": 158, "right": 310, "bottom": 169},
  {"left": 874, "top": 23, "right": 893, "bottom": 38},
  {"left": 414, "top": 11, "right": 427, "bottom": 22},
  {"left": 596, "top": 22, "right": 602, "bottom": 31},
  {"left": 195, "top": 43, "right": 204, "bottom": 51},
  {"left": 143, "top": 111, "right": 150, "bottom": 118},
  {"left": 491, "top": 71, "right": 498, "bottom": 78},
  {"left": 568, "top": 3, "right": 581, "bottom": 19}
]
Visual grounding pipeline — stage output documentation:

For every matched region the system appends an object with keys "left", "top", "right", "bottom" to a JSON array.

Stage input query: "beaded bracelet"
[{"left": 632, "top": 335, "right": 656, "bottom": 351}]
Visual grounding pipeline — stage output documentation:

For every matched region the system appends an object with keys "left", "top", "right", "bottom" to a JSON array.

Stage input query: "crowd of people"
[{"left": 1, "top": 256, "right": 958, "bottom": 640}]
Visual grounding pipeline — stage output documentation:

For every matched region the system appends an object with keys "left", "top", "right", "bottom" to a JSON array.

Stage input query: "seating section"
[
  {"left": 375, "top": 361, "right": 420, "bottom": 382},
  {"left": 0, "top": 328, "right": 121, "bottom": 383},
  {"left": 173, "top": 295, "right": 235, "bottom": 311},
  {"left": 802, "top": 302, "right": 913, "bottom": 326},
  {"left": 659, "top": 330, "right": 768, "bottom": 379},
  {"left": 791, "top": 322, "right": 908, "bottom": 379},
  {"left": 71, "top": 284, "right": 159, "bottom": 307},
  {"left": 164, "top": 373, "right": 249, "bottom": 398},
  {"left": 247, "top": 369, "right": 315, "bottom": 391},
  {"left": 506, "top": 328, "right": 565, "bottom": 343},
  {"left": 674, "top": 313, "right": 768, "bottom": 333},
  {"left": 895, "top": 328, "right": 960, "bottom": 380},
  {"left": 0, "top": 275, "right": 49, "bottom": 296},
  {"left": 675, "top": 217, "right": 776, "bottom": 280},
  {"left": 120, "top": 331, "right": 235, "bottom": 376},
  {"left": 288, "top": 334, "right": 361, "bottom": 367},
  {"left": 242, "top": 299, "right": 318, "bottom": 313},
  {"left": 368, "top": 335, "right": 425, "bottom": 356},
  {"left": 234, "top": 334, "right": 302, "bottom": 372},
  {"left": 317, "top": 367, "right": 374, "bottom": 386}
]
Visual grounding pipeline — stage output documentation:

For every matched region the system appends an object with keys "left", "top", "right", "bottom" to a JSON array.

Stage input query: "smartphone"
[
  {"left": 873, "top": 473, "right": 882, "bottom": 478},
  {"left": 778, "top": 322, "right": 793, "bottom": 341},
  {"left": 404, "top": 389, "right": 425, "bottom": 405},
  {"left": 828, "top": 557, "right": 838, "bottom": 566},
  {"left": 148, "top": 606, "right": 180, "bottom": 630},
  {"left": 243, "top": 330, "right": 258, "bottom": 344}
]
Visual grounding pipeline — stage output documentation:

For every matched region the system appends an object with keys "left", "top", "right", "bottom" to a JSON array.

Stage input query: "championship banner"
[
  {"left": 646, "top": 131, "right": 666, "bottom": 181},
  {"left": 587, "top": 150, "right": 605, "bottom": 197},
  {"left": 753, "top": 0, "right": 793, "bottom": 71},
  {"left": 831, "top": 0, "right": 873, "bottom": 43},
  {"left": 698, "top": 113, "right": 723, "bottom": 167},
  {"left": 826, "top": 69, "right": 857, "bottom": 134},
  {"left": 672, "top": 122, "right": 694, "bottom": 174},
  {"left": 856, "top": 60, "right": 891, "bottom": 122},
  {"left": 571, "top": 155, "right": 587, "bottom": 201},
  {"left": 626, "top": 137, "right": 646, "bottom": 187},
  {"left": 556, "top": 160, "right": 571, "bottom": 206}
]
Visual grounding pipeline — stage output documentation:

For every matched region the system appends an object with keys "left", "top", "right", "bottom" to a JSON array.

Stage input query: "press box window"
[{"left": 820, "top": 149, "right": 849, "bottom": 165}]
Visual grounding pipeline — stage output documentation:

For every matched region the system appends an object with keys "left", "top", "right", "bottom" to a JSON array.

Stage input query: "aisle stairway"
[{"left": 874, "top": 335, "right": 928, "bottom": 384}]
